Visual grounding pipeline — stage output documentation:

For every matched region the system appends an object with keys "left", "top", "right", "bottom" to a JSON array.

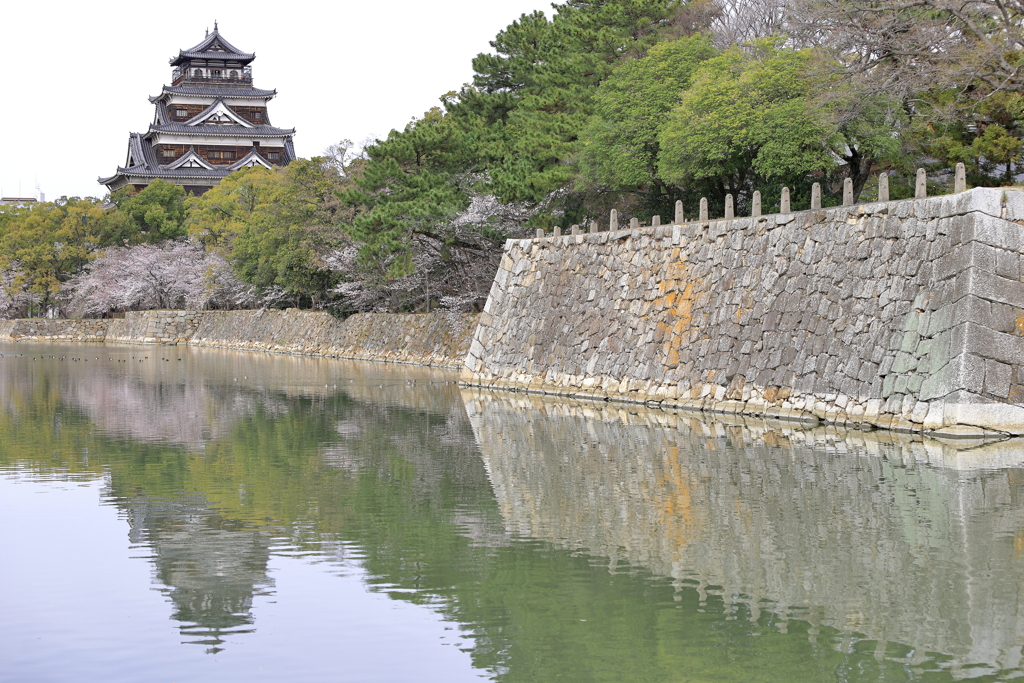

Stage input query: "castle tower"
[{"left": 100, "top": 24, "right": 296, "bottom": 195}]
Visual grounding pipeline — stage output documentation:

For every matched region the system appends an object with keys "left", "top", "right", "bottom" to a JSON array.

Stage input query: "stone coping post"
[
  {"left": 527, "top": 168, "right": 980, "bottom": 244},
  {"left": 955, "top": 163, "right": 967, "bottom": 193}
]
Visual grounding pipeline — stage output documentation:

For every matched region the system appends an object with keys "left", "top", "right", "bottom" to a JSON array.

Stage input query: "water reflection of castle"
[
  {"left": 125, "top": 496, "right": 274, "bottom": 653},
  {"left": 463, "top": 388, "right": 1024, "bottom": 676}
]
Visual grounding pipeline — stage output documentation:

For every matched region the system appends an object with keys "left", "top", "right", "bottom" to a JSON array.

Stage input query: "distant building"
[
  {"left": 0, "top": 197, "right": 39, "bottom": 207},
  {"left": 100, "top": 24, "right": 296, "bottom": 196}
]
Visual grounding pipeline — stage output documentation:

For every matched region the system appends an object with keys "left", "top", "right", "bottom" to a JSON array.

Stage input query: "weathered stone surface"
[
  {"left": 0, "top": 309, "right": 477, "bottom": 368},
  {"left": 0, "top": 318, "right": 109, "bottom": 342},
  {"left": 463, "top": 187, "right": 1024, "bottom": 433}
]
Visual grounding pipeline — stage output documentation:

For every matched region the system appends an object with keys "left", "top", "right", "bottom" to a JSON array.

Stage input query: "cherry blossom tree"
[
  {"left": 65, "top": 241, "right": 256, "bottom": 317},
  {"left": 0, "top": 266, "right": 40, "bottom": 319}
]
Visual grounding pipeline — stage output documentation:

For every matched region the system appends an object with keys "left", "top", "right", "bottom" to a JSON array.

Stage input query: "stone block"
[
  {"left": 936, "top": 187, "right": 1004, "bottom": 219},
  {"left": 965, "top": 267, "right": 1024, "bottom": 309},
  {"left": 1001, "top": 189, "right": 1024, "bottom": 222},
  {"left": 995, "top": 248, "right": 1021, "bottom": 280},
  {"left": 944, "top": 396, "right": 1024, "bottom": 434},
  {"left": 964, "top": 322, "right": 1024, "bottom": 365},
  {"left": 963, "top": 213, "right": 1024, "bottom": 252},
  {"left": 984, "top": 358, "right": 1012, "bottom": 399},
  {"left": 882, "top": 393, "right": 903, "bottom": 413},
  {"left": 933, "top": 242, "right": 988, "bottom": 281}
]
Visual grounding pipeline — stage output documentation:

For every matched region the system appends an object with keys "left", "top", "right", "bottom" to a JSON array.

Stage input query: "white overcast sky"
[{"left": 0, "top": 0, "right": 554, "bottom": 201}]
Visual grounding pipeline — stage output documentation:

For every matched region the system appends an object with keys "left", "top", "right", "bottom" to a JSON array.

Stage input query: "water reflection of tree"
[
  {"left": 6, "top": 345, "right": 1024, "bottom": 679},
  {"left": 0, "top": 345, "right": 504, "bottom": 659}
]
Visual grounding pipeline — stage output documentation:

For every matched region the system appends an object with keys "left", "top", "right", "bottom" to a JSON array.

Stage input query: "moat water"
[{"left": 1, "top": 342, "right": 1022, "bottom": 682}]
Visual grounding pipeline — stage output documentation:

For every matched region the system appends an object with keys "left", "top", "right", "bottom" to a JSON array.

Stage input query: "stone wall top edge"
[{"left": 507, "top": 187, "right": 1021, "bottom": 252}]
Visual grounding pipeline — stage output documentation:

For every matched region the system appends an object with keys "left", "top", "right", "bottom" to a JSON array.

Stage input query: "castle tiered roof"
[
  {"left": 100, "top": 26, "right": 295, "bottom": 195},
  {"left": 170, "top": 25, "right": 256, "bottom": 66},
  {"left": 149, "top": 85, "right": 277, "bottom": 102}
]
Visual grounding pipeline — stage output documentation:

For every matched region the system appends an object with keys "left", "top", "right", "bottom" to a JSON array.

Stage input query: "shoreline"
[{"left": 457, "top": 378, "right": 1014, "bottom": 440}]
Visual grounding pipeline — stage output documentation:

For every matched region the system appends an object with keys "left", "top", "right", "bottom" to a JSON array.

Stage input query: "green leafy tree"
[
  {"left": 575, "top": 34, "right": 717, "bottom": 215},
  {"left": 450, "top": 0, "right": 698, "bottom": 224},
  {"left": 0, "top": 197, "right": 106, "bottom": 313},
  {"left": 657, "top": 41, "right": 842, "bottom": 211},
  {"left": 230, "top": 158, "right": 346, "bottom": 309},
  {"left": 339, "top": 108, "right": 475, "bottom": 277},
  {"left": 105, "top": 179, "right": 188, "bottom": 246},
  {"left": 186, "top": 166, "right": 284, "bottom": 249},
  {"left": 789, "top": 0, "right": 1024, "bottom": 191},
  {"left": 187, "top": 161, "right": 346, "bottom": 309},
  {"left": 922, "top": 91, "right": 1024, "bottom": 186}
]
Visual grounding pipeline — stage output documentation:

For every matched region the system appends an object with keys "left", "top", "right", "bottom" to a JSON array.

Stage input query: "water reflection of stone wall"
[{"left": 463, "top": 388, "right": 1024, "bottom": 674}]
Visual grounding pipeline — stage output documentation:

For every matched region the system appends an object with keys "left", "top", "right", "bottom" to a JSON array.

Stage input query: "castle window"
[
  {"left": 212, "top": 69, "right": 222, "bottom": 78},
  {"left": 267, "top": 151, "right": 281, "bottom": 161},
  {"left": 193, "top": 69, "right": 202, "bottom": 78},
  {"left": 208, "top": 151, "right": 221, "bottom": 159},
  {"left": 161, "top": 148, "right": 176, "bottom": 157},
  {"left": 223, "top": 151, "right": 236, "bottom": 160},
  {"left": 252, "top": 111, "right": 262, "bottom": 121},
  {"left": 229, "top": 70, "right": 238, "bottom": 79},
  {"left": 176, "top": 109, "right": 188, "bottom": 118}
]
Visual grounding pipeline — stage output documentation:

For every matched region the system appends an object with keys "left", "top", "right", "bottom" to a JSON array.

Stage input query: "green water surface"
[{"left": 0, "top": 342, "right": 1021, "bottom": 682}]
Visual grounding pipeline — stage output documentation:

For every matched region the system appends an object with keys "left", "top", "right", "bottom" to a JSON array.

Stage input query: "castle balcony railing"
[{"left": 171, "top": 66, "right": 253, "bottom": 86}]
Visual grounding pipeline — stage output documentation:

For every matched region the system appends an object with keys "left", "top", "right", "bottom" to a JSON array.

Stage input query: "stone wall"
[
  {"left": 0, "top": 309, "right": 477, "bottom": 368},
  {"left": 106, "top": 310, "right": 205, "bottom": 344},
  {"left": 0, "top": 318, "right": 109, "bottom": 342},
  {"left": 463, "top": 187, "right": 1024, "bottom": 434},
  {"left": 188, "top": 309, "right": 477, "bottom": 367}
]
